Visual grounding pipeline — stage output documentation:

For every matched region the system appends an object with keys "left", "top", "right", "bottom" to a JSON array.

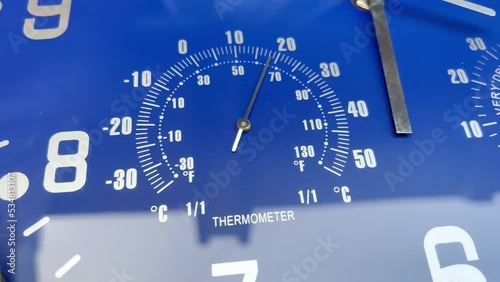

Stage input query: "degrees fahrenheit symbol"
[{"left": 231, "top": 55, "right": 272, "bottom": 152}]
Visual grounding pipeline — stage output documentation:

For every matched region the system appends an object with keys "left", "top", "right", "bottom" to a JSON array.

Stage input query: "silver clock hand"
[
  {"left": 353, "top": 0, "right": 413, "bottom": 134},
  {"left": 443, "top": 0, "right": 496, "bottom": 17},
  {"left": 231, "top": 55, "right": 272, "bottom": 152}
]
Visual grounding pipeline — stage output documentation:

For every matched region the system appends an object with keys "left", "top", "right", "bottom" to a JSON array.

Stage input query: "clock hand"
[
  {"left": 353, "top": 0, "right": 413, "bottom": 134},
  {"left": 231, "top": 55, "right": 272, "bottom": 152},
  {"left": 442, "top": 0, "right": 496, "bottom": 17}
]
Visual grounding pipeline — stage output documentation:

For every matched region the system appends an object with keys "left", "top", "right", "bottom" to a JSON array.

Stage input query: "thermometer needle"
[
  {"left": 231, "top": 55, "right": 272, "bottom": 152},
  {"left": 353, "top": 0, "right": 413, "bottom": 134}
]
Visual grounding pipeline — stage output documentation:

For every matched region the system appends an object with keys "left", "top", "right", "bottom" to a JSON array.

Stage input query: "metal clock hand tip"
[{"left": 353, "top": 0, "right": 413, "bottom": 134}]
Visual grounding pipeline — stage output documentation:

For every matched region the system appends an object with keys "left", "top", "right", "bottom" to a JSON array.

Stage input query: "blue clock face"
[{"left": 0, "top": 0, "right": 499, "bottom": 281}]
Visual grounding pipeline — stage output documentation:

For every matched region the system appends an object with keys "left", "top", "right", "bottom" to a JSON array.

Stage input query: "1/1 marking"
[{"left": 186, "top": 201, "right": 206, "bottom": 217}]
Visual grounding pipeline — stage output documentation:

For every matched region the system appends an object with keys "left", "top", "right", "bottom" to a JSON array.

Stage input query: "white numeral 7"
[
  {"left": 24, "top": 0, "right": 72, "bottom": 40},
  {"left": 212, "top": 260, "right": 258, "bottom": 282}
]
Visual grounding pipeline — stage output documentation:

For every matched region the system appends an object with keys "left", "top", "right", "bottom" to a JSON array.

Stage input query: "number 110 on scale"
[{"left": 298, "top": 189, "right": 318, "bottom": 205}]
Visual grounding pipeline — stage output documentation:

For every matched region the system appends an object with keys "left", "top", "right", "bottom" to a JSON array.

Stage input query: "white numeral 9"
[
  {"left": 44, "top": 131, "right": 89, "bottom": 193},
  {"left": 24, "top": 0, "right": 72, "bottom": 40},
  {"left": 212, "top": 260, "right": 258, "bottom": 282}
]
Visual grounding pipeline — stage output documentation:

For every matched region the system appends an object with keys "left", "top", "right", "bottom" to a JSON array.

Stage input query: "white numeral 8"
[{"left": 43, "top": 131, "right": 89, "bottom": 193}]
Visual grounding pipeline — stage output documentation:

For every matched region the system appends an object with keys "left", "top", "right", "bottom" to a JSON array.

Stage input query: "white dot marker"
[
  {"left": 0, "top": 172, "right": 29, "bottom": 201},
  {"left": 0, "top": 2, "right": 3, "bottom": 11}
]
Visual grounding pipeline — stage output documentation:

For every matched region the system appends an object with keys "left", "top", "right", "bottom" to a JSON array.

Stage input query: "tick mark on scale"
[
  {"left": 55, "top": 255, "right": 81, "bottom": 278},
  {"left": 24, "top": 216, "right": 50, "bottom": 237},
  {"left": 0, "top": 140, "right": 9, "bottom": 149}
]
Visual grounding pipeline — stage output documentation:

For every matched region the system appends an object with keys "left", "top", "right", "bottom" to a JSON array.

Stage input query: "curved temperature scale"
[
  {"left": 137, "top": 46, "right": 350, "bottom": 193},
  {"left": 471, "top": 43, "right": 500, "bottom": 145}
]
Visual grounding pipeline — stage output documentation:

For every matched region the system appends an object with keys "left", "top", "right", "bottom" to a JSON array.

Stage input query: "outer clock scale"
[{"left": 0, "top": 0, "right": 499, "bottom": 281}]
